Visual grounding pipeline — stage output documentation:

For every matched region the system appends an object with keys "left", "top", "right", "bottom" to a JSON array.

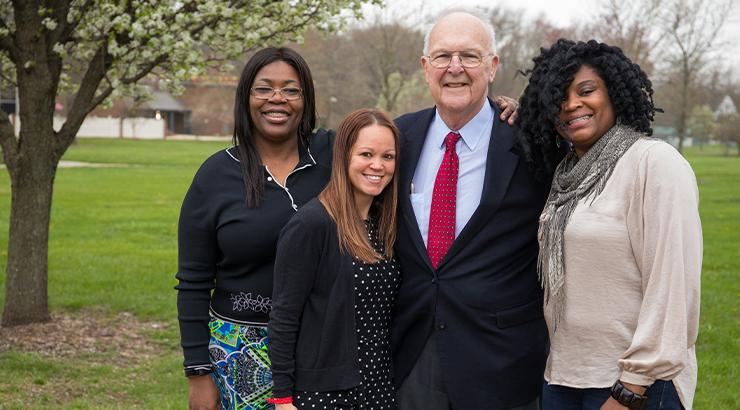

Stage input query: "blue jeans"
[{"left": 542, "top": 380, "right": 684, "bottom": 410}]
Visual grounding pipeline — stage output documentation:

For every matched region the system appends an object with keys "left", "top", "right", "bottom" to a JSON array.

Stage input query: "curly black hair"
[{"left": 516, "top": 39, "right": 658, "bottom": 180}]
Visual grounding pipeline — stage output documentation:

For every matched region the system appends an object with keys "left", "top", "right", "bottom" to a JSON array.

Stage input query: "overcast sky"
[{"left": 359, "top": 0, "right": 740, "bottom": 80}]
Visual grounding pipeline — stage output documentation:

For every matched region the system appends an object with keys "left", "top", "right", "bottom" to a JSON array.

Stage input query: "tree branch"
[
  {"left": 0, "top": 16, "right": 18, "bottom": 58},
  {"left": 53, "top": 44, "right": 109, "bottom": 157},
  {"left": 51, "top": 0, "right": 95, "bottom": 46},
  {"left": 54, "top": 0, "right": 350, "bottom": 156},
  {"left": 54, "top": 50, "right": 168, "bottom": 155}
]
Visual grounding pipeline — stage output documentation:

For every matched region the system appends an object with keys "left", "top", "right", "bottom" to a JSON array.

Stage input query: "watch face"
[
  {"left": 611, "top": 381, "right": 646, "bottom": 410},
  {"left": 619, "top": 388, "right": 632, "bottom": 403}
]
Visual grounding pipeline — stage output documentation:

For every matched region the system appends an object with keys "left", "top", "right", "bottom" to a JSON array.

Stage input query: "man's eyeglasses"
[
  {"left": 425, "top": 51, "right": 494, "bottom": 69},
  {"left": 250, "top": 86, "right": 303, "bottom": 100}
]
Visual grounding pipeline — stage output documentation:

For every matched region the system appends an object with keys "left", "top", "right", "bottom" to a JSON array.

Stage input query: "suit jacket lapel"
[
  {"left": 399, "top": 108, "right": 436, "bottom": 269},
  {"left": 437, "top": 100, "right": 520, "bottom": 268}
]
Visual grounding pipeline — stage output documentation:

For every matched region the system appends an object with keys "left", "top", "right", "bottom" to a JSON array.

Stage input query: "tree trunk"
[
  {"left": 676, "top": 113, "right": 686, "bottom": 153},
  {"left": 1, "top": 0, "right": 113, "bottom": 325},
  {"left": 676, "top": 86, "right": 687, "bottom": 153},
  {"left": 2, "top": 154, "right": 56, "bottom": 326},
  {"left": 676, "top": 58, "right": 691, "bottom": 154},
  {"left": 1, "top": 8, "right": 62, "bottom": 324}
]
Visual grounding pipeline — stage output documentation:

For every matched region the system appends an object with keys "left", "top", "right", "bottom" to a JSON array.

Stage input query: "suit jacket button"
[
  {"left": 431, "top": 278, "right": 436, "bottom": 284},
  {"left": 437, "top": 323, "right": 446, "bottom": 330}
]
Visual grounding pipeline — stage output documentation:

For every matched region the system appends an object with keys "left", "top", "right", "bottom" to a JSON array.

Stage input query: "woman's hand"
[
  {"left": 494, "top": 95, "right": 519, "bottom": 125},
  {"left": 187, "top": 374, "right": 220, "bottom": 410},
  {"left": 275, "top": 404, "right": 298, "bottom": 410}
]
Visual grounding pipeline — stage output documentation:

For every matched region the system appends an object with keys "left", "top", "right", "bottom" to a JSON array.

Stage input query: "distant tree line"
[{"left": 288, "top": 0, "right": 739, "bottom": 153}]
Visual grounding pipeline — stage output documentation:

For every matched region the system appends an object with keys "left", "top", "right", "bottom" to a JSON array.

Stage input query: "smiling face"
[
  {"left": 557, "top": 65, "right": 616, "bottom": 156},
  {"left": 249, "top": 60, "right": 304, "bottom": 145},
  {"left": 348, "top": 124, "right": 397, "bottom": 213},
  {"left": 422, "top": 12, "right": 498, "bottom": 129}
]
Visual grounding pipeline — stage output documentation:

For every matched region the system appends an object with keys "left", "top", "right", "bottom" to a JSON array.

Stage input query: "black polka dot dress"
[{"left": 293, "top": 217, "right": 400, "bottom": 409}]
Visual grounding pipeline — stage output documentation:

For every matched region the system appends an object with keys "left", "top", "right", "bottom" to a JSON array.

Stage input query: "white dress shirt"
[{"left": 411, "top": 100, "right": 494, "bottom": 246}]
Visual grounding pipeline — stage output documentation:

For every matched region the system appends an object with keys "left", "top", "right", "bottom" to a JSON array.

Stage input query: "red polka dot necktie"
[{"left": 427, "top": 132, "right": 461, "bottom": 269}]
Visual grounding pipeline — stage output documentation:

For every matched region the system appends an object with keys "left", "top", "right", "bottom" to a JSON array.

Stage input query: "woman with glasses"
[{"left": 176, "top": 47, "right": 333, "bottom": 410}]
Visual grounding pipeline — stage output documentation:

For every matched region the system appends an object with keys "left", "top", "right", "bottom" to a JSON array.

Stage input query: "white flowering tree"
[{"left": 0, "top": 0, "right": 376, "bottom": 326}]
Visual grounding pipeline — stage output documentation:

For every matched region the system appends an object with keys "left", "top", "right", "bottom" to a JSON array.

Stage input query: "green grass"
[
  {"left": 61, "top": 137, "right": 231, "bottom": 166},
  {"left": 0, "top": 138, "right": 228, "bottom": 409},
  {"left": 683, "top": 145, "right": 740, "bottom": 409},
  {"left": 0, "top": 139, "right": 737, "bottom": 408},
  {"left": 0, "top": 350, "right": 186, "bottom": 409}
]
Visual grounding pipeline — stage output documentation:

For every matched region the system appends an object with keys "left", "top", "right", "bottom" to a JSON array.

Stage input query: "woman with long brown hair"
[{"left": 267, "top": 108, "right": 400, "bottom": 409}]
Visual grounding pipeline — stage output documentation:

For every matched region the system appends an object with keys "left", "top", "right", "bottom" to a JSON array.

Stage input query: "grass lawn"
[
  {"left": 0, "top": 138, "right": 737, "bottom": 408},
  {"left": 682, "top": 145, "right": 740, "bottom": 409}
]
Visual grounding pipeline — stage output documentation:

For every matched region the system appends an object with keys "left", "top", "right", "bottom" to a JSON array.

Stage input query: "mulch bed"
[{"left": 0, "top": 310, "right": 168, "bottom": 365}]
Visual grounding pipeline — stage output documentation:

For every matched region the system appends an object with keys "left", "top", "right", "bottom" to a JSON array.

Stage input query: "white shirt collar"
[{"left": 429, "top": 99, "right": 494, "bottom": 151}]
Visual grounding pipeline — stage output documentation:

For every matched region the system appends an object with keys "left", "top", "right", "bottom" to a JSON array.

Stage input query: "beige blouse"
[{"left": 542, "top": 138, "right": 702, "bottom": 409}]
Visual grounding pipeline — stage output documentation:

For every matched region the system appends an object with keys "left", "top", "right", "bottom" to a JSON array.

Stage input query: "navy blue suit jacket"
[{"left": 392, "top": 100, "right": 550, "bottom": 409}]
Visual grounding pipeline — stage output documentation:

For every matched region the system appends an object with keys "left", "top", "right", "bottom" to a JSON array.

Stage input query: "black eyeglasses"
[{"left": 250, "top": 86, "right": 303, "bottom": 100}]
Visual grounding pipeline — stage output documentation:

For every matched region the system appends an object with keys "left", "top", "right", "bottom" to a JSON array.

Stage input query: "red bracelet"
[{"left": 267, "top": 396, "right": 293, "bottom": 404}]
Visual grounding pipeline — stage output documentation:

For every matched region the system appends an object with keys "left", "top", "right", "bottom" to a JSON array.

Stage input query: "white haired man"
[{"left": 392, "top": 10, "right": 549, "bottom": 410}]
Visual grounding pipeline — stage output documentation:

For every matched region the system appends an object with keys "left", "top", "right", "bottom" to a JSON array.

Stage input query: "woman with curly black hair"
[{"left": 517, "top": 39, "right": 702, "bottom": 410}]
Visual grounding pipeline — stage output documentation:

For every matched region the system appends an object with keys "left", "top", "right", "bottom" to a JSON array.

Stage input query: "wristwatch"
[
  {"left": 184, "top": 366, "right": 213, "bottom": 377},
  {"left": 610, "top": 380, "right": 648, "bottom": 410}
]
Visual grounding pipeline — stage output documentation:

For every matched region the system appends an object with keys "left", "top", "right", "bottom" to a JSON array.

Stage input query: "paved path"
[
  {"left": 58, "top": 160, "right": 128, "bottom": 168},
  {"left": 0, "top": 160, "right": 128, "bottom": 169}
]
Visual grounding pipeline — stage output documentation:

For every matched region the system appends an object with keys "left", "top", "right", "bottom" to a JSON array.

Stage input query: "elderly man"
[{"left": 392, "top": 10, "right": 550, "bottom": 410}]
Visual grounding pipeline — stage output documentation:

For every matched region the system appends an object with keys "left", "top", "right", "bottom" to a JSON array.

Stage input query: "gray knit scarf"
[{"left": 538, "top": 123, "right": 641, "bottom": 329}]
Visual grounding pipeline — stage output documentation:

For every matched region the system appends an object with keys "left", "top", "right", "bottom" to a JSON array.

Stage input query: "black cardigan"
[{"left": 268, "top": 198, "right": 362, "bottom": 398}]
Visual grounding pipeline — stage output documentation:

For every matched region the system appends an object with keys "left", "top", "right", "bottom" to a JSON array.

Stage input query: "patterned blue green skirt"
[{"left": 208, "top": 317, "right": 274, "bottom": 410}]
